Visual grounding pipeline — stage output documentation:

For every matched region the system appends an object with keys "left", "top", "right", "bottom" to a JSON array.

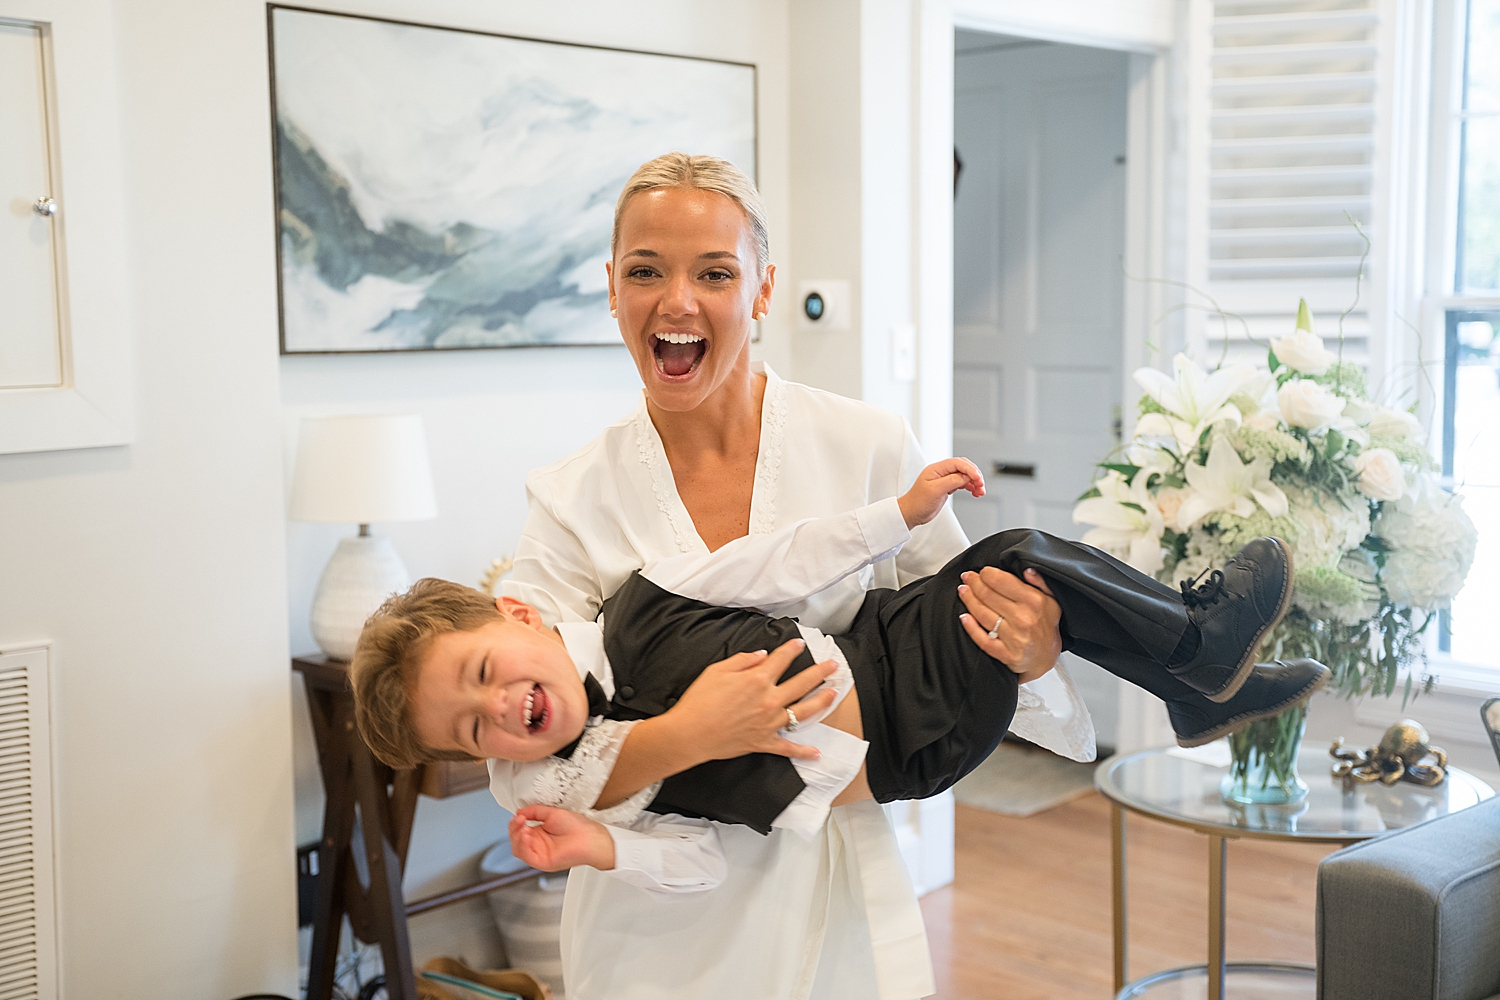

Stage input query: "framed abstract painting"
[{"left": 268, "top": 6, "right": 757, "bottom": 354}]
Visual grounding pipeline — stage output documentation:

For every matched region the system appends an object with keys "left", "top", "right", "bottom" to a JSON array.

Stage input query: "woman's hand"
[
  {"left": 957, "top": 567, "right": 1062, "bottom": 684},
  {"left": 898, "top": 458, "right": 986, "bottom": 529},
  {"left": 509, "top": 805, "right": 616, "bottom": 872},
  {"left": 667, "top": 638, "right": 837, "bottom": 762},
  {"left": 591, "top": 638, "right": 836, "bottom": 810}
]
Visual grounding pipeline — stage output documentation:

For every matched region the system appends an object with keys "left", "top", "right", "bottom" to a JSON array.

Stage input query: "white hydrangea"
[
  {"left": 1282, "top": 484, "right": 1370, "bottom": 569},
  {"left": 1170, "top": 530, "right": 1236, "bottom": 588},
  {"left": 1372, "top": 487, "right": 1479, "bottom": 611}
]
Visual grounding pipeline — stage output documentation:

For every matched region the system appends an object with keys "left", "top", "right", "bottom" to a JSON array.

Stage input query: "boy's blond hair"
[
  {"left": 350, "top": 578, "right": 502, "bottom": 770},
  {"left": 611, "top": 152, "right": 770, "bottom": 277}
]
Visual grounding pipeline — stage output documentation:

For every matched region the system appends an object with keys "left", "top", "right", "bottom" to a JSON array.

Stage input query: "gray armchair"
[{"left": 1317, "top": 707, "right": 1500, "bottom": 1000}]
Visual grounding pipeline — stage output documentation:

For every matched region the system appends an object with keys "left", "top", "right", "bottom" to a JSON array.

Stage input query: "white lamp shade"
[{"left": 288, "top": 414, "right": 438, "bottom": 524}]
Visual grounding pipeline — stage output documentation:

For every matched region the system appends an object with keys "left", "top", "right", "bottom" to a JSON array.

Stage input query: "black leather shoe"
[
  {"left": 1171, "top": 537, "right": 1295, "bottom": 703},
  {"left": 1168, "top": 658, "right": 1330, "bottom": 748}
]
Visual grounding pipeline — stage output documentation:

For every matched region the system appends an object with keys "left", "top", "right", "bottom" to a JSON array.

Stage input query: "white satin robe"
[{"left": 500, "top": 363, "right": 1090, "bottom": 1000}]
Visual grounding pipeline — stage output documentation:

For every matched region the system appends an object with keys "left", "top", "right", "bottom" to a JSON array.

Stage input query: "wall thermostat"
[
  {"left": 803, "top": 291, "right": 825, "bottom": 322},
  {"left": 795, "top": 279, "right": 851, "bottom": 332}
]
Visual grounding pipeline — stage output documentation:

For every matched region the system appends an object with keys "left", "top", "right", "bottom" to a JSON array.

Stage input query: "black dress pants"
[{"left": 842, "top": 528, "right": 1201, "bottom": 803}]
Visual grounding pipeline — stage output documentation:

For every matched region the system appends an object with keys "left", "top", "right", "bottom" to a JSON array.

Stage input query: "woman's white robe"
[{"left": 501, "top": 363, "right": 1088, "bottom": 1000}]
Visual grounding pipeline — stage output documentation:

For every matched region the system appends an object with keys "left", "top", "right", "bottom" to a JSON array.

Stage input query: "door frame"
[{"left": 930, "top": 6, "right": 1179, "bottom": 752}]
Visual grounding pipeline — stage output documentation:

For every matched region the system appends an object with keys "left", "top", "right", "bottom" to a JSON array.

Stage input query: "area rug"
[{"left": 952, "top": 742, "right": 1101, "bottom": 817}]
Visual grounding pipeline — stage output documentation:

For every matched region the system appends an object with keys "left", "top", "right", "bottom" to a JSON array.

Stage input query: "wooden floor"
[{"left": 920, "top": 793, "right": 1340, "bottom": 1000}]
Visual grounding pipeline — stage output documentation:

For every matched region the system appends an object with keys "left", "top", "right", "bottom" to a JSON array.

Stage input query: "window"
[{"left": 1437, "top": 1, "right": 1500, "bottom": 672}]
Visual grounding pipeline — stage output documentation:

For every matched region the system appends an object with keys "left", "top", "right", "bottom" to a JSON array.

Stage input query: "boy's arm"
[
  {"left": 640, "top": 497, "right": 912, "bottom": 613},
  {"left": 640, "top": 458, "right": 984, "bottom": 612},
  {"left": 509, "top": 804, "right": 727, "bottom": 896}
]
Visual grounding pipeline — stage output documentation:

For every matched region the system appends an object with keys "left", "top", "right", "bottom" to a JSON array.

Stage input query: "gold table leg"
[
  {"left": 1207, "top": 834, "right": 1227, "bottom": 1000},
  {"left": 1112, "top": 803, "right": 1127, "bottom": 994}
]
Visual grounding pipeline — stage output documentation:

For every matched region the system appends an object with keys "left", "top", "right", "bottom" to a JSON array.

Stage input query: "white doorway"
[{"left": 952, "top": 31, "right": 1130, "bottom": 749}]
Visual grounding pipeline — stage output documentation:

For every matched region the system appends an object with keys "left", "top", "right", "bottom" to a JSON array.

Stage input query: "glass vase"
[{"left": 1221, "top": 703, "right": 1309, "bottom": 804}]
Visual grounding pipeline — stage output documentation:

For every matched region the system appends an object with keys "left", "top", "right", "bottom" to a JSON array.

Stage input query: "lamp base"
[{"left": 309, "top": 534, "right": 411, "bottom": 661}]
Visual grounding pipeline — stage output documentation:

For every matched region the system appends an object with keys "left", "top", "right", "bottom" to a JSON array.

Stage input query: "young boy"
[{"left": 352, "top": 459, "right": 1327, "bottom": 893}]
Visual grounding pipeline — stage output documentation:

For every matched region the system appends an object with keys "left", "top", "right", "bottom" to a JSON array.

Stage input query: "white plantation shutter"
[
  {"left": 1200, "top": 0, "right": 1383, "bottom": 368},
  {"left": 0, "top": 648, "right": 57, "bottom": 1000}
]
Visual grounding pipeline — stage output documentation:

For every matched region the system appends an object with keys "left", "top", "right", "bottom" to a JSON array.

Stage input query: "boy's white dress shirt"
[
  {"left": 498, "top": 364, "right": 1083, "bottom": 1000},
  {"left": 488, "top": 496, "right": 1095, "bottom": 895}
]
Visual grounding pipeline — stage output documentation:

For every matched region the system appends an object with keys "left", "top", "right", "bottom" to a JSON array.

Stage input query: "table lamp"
[{"left": 289, "top": 414, "right": 438, "bottom": 661}]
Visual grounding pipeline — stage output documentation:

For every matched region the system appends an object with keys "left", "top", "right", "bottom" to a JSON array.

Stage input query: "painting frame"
[{"left": 266, "top": 4, "right": 759, "bottom": 356}]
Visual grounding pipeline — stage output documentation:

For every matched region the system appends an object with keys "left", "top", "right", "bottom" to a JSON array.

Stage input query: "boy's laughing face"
[{"left": 411, "top": 598, "right": 589, "bottom": 763}]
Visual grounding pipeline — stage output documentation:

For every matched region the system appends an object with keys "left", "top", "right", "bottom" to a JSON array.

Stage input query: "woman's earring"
[{"left": 610, "top": 309, "right": 618, "bottom": 317}]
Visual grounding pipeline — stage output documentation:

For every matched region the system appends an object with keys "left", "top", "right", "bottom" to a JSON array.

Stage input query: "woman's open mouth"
[
  {"left": 523, "top": 683, "right": 551, "bottom": 734},
  {"left": 652, "top": 332, "right": 707, "bottom": 379}
]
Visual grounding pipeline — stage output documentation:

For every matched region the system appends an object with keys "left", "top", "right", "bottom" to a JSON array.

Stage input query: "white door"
[
  {"left": 0, "top": 22, "right": 64, "bottom": 390},
  {"left": 953, "top": 36, "right": 1129, "bottom": 746}
]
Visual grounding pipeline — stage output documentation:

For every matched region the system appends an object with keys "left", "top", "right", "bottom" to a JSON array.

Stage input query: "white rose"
[
  {"left": 1342, "top": 398, "right": 1377, "bottom": 425},
  {"left": 1353, "top": 448, "right": 1407, "bottom": 501},
  {"left": 1155, "top": 487, "right": 1189, "bottom": 533},
  {"left": 1244, "top": 409, "right": 1281, "bottom": 432},
  {"left": 1367, "top": 407, "right": 1422, "bottom": 442},
  {"left": 1271, "top": 329, "right": 1338, "bottom": 375},
  {"left": 1277, "top": 380, "right": 1346, "bottom": 431}
]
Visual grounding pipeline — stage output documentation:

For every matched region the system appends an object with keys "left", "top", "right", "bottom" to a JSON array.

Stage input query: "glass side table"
[{"left": 1095, "top": 743, "right": 1494, "bottom": 1000}]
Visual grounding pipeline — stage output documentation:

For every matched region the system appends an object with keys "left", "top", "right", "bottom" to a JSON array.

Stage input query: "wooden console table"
[{"left": 295, "top": 654, "right": 541, "bottom": 1000}]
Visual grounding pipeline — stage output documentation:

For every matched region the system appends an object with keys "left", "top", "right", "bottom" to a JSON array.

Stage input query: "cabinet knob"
[{"left": 32, "top": 196, "right": 57, "bottom": 218}]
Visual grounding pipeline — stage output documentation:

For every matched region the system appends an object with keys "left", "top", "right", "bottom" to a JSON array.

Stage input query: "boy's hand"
[
  {"left": 899, "top": 458, "right": 985, "bottom": 529},
  {"left": 508, "top": 805, "right": 616, "bottom": 872}
]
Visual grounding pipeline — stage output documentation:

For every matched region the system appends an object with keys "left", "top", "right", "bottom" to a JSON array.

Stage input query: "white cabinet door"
[{"left": 0, "top": 22, "right": 63, "bottom": 389}]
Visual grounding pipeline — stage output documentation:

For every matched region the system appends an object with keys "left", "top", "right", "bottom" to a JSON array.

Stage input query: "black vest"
[{"left": 597, "top": 571, "right": 822, "bottom": 834}]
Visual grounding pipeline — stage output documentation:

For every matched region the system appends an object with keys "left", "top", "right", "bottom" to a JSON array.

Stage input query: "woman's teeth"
[{"left": 653, "top": 333, "right": 707, "bottom": 377}]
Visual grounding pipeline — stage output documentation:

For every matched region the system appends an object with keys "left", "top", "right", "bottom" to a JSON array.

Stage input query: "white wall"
[
  {"left": 0, "top": 0, "right": 297, "bottom": 995},
  {"left": 0, "top": 0, "right": 793, "bottom": 994},
  {"left": 279, "top": 0, "right": 796, "bottom": 971}
]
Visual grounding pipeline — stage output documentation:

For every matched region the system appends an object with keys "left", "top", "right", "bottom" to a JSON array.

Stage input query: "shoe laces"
[{"left": 1181, "top": 568, "right": 1227, "bottom": 610}]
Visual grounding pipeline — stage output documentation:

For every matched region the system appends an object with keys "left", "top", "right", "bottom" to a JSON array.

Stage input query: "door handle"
[{"left": 993, "top": 461, "right": 1036, "bottom": 479}]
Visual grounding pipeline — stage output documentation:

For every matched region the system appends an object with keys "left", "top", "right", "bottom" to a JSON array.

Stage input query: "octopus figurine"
[{"left": 1330, "top": 720, "right": 1448, "bottom": 787}]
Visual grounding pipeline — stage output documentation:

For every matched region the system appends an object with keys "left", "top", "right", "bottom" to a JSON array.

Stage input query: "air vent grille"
[{"left": 0, "top": 649, "right": 56, "bottom": 1000}]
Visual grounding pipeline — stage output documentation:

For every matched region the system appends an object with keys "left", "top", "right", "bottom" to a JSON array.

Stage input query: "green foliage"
[
  {"left": 1257, "top": 605, "right": 1433, "bottom": 705},
  {"left": 1138, "top": 395, "right": 1166, "bottom": 416},
  {"left": 1312, "top": 362, "right": 1368, "bottom": 399},
  {"left": 1233, "top": 426, "right": 1311, "bottom": 467},
  {"left": 1207, "top": 508, "right": 1301, "bottom": 550},
  {"left": 1295, "top": 565, "right": 1369, "bottom": 608},
  {"left": 1226, "top": 702, "right": 1307, "bottom": 798}
]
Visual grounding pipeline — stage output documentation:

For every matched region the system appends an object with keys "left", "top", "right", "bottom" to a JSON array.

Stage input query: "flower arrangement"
[{"left": 1073, "top": 300, "right": 1479, "bottom": 800}]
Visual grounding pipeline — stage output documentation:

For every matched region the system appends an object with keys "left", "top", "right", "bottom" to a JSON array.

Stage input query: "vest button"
[
  {"left": 619, "top": 685, "right": 636, "bottom": 699},
  {"left": 664, "top": 695, "right": 678, "bottom": 708}
]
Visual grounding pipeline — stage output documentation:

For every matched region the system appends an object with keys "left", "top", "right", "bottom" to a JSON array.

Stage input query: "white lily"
[
  {"left": 1176, "top": 437, "right": 1290, "bottom": 530},
  {"left": 1134, "top": 354, "right": 1256, "bottom": 454},
  {"left": 1073, "top": 471, "right": 1167, "bottom": 575}
]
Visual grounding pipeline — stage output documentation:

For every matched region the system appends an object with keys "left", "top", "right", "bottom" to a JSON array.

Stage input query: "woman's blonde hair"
[{"left": 611, "top": 153, "right": 770, "bottom": 277}]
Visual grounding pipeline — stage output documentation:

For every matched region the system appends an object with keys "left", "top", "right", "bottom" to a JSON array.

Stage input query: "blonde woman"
[{"left": 498, "top": 153, "right": 1066, "bottom": 999}]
